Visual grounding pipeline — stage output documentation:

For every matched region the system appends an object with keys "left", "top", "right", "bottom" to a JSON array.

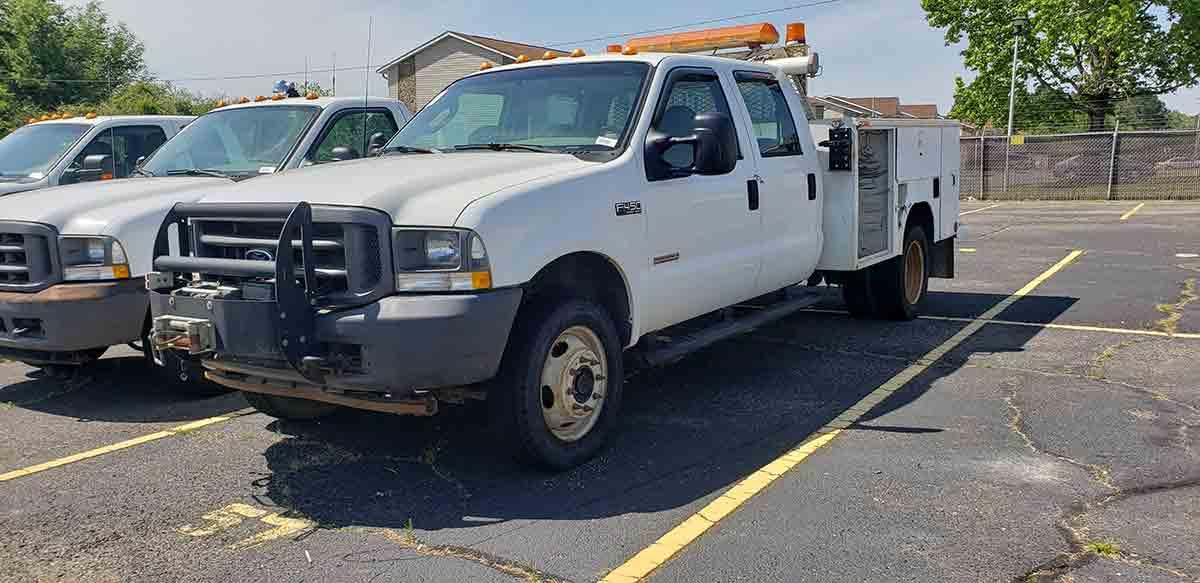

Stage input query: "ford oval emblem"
[{"left": 245, "top": 248, "right": 274, "bottom": 262}]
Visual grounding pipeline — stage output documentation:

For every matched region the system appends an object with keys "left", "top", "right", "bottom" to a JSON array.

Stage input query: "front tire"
[
  {"left": 242, "top": 392, "right": 339, "bottom": 420},
  {"left": 491, "top": 298, "right": 625, "bottom": 471}
]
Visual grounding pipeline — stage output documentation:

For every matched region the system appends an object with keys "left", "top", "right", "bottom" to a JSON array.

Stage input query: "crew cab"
[
  {"left": 0, "top": 96, "right": 409, "bottom": 381},
  {"left": 0, "top": 115, "right": 193, "bottom": 196},
  {"left": 147, "top": 23, "right": 959, "bottom": 467}
]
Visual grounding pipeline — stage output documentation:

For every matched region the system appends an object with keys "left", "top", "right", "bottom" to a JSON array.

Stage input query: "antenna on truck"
[{"left": 363, "top": 16, "right": 373, "bottom": 159}]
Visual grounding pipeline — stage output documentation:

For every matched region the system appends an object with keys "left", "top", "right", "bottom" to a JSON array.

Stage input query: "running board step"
[{"left": 640, "top": 288, "right": 824, "bottom": 367}]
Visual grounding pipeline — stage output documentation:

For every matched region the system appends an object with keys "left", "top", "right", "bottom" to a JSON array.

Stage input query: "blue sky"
[{"left": 75, "top": 0, "right": 1200, "bottom": 116}]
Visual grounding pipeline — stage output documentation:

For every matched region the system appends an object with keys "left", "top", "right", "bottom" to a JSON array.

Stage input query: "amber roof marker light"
[
  {"left": 786, "top": 22, "right": 807, "bottom": 44},
  {"left": 626, "top": 22, "right": 780, "bottom": 53}
]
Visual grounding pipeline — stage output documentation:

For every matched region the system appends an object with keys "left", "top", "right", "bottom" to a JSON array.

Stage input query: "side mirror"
[
  {"left": 136, "top": 156, "right": 146, "bottom": 167},
  {"left": 645, "top": 111, "right": 738, "bottom": 181},
  {"left": 330, "top": 146, "right": 360, "bottom": 162},
  {"left": 74, "top": 154, "right": 115, "bottom": 183},
  {"left": 367, "top": 132, "right": 389, "bottom": 156}
]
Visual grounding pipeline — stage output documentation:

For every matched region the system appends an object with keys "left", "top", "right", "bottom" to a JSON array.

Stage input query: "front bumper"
[
  {"left": 0, "top": 280, "right": 146, "bottom": 361},
  {"left": 150, "top": 289, "right": 523, "bottom": 396}
]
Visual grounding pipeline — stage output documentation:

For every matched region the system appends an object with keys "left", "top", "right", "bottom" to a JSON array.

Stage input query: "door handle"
[
  {"left": 933, "top": 177, "right": 941, "bottom": 198},
  {"left": 807, "top": 173, "right": 817, "bottom": 201},
  {"left": 747, "top": 179, "right": 760, "bottom": 211}
]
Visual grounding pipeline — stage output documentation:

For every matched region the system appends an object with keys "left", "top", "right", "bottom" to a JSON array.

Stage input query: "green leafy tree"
[
  {"left": 297, "top": 81, "right": 333, "bottom": 97},
  {"left": 925, "top": 0, "right": 1200, "bottom": 133},
  {"left": 2, "top": 0, "right": 145, "bottom": 110}
]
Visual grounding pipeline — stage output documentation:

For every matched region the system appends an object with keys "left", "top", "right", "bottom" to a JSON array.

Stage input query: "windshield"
[
  {"left": 389, "top": 62, "right": 651, "bottom": 154},
  {"left": 0, "top": 124, "right": 89, "bottom": 181},
  {"left": 141, "top": 106, "right": 319, "bottom": 177}
]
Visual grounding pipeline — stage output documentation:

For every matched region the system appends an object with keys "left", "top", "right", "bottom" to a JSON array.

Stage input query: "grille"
[
  {"left": 0, "top": 223, "right": 57, "bottom": 290},
  {"left": 192, "top": 218, "right": 382, "bottom": 300}
]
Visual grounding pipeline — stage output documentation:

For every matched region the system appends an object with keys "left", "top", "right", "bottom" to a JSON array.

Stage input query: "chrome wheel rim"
[
  {"left": 904, "top": 239, "right": 925, "bottom": 305},
  {"left": 539, "top": 325, "right": 607, "bottom": 443}
]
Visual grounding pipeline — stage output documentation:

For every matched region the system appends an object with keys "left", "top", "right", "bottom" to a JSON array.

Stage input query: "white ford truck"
[
  {"left": 148, "top": 25, "right": 959, "bottom": 467},
  {"left": 0, "top": 115, "right": 193, "bottom": 196},
  {"left": 0, "top": 96, "right": 409, "bottom": 380}
]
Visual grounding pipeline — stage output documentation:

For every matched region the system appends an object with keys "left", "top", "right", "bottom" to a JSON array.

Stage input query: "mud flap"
[{"left": 930, "top": 236, "right": 955, "bottom": 279}]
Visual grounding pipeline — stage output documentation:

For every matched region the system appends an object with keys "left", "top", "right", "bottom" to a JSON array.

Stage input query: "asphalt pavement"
[{"left": 1, "top": 200, "right": 1197, "bottom": 583}]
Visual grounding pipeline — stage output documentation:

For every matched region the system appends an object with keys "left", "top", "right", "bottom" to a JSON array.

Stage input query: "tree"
[
  {"left": 1, "top": 0, "right": 145, "bottom": 110},
  {"left": 925, "top": 0, "right": 1200, "bottom": 132}
]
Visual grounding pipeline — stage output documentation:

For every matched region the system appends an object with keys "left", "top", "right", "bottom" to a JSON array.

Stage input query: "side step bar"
[{"left": 639, "top": 288, "right": 824, "bottom": 367}]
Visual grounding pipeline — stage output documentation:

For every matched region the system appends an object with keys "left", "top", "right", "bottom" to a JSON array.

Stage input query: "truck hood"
[
  {"left": 195, "top": 152, "right": 596, "bottom": 225},
  {"left": 0, "top": 176, "right": 219, "bottom": 233},
  {"left": 0, "top": 180, "right": 43, "bottom": 197}
]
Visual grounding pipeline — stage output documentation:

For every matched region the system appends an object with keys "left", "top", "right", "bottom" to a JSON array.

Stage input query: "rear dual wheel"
[{"left": 842, "top": 224, "right": 930, "bottom": 321}]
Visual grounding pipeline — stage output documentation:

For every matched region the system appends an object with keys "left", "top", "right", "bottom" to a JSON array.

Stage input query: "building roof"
[
  {"left": 377, "top": 31, "right": 565, "bottom": 74},
  {"left": 898, "top": 104, "right": 940, "bottom": 119},
  {"left": 812, "top": 96, "right": 941, "bottom": 119}
]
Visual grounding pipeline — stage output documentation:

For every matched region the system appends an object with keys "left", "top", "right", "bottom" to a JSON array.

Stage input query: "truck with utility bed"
[
  {"left": 0, "top": 96, "right": 409, "bottom": 380},
  {"left": 147, "top": 23, "right": 959, "bottom": 467},
  {"left": 0, "top": 114, "right": 192, "bottom": 196}
]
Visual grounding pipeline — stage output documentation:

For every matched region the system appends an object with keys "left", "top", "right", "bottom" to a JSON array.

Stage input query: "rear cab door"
[{"left": 727, "top": 69, "right": 823, "bottom": 292}]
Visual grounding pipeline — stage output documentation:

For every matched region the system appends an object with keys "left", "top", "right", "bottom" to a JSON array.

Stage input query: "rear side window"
[{"left": 734, "top": 72, "right": 803, "bottom": 157}]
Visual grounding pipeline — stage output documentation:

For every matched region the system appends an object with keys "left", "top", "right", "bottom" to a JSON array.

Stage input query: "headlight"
[
  {"left": 58, "top": 236, "right": 131, "bottom": 281},
  {"left": 392, "top": 228, "right": 491, "bottom": 292}
]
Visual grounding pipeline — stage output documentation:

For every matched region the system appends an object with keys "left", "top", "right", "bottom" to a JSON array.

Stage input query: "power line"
[{"left": 1, "top": 0, "right": 845, "bottom": 86}]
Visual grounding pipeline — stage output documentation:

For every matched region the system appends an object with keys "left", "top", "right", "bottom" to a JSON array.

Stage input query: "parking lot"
[{"left": 1, "top": 200, "right": 1197, "bottom": 583}]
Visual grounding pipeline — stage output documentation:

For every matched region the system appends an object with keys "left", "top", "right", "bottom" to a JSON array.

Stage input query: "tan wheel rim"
[
  {"left": 539, "top": 325, "right": 608, "bottom": 443},
  {"left": 904, "top": 239, "right": 925, "bottom": 305}
]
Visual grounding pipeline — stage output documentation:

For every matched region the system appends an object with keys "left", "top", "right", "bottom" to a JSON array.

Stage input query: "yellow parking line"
[
  {"left": 918, "top": 315, "right": 1200, "bottom": 340},
  {"left": 1120, "top": 202, "right": 1145, "bottom": 221},
  {"left": 798, "top": 308, "right": 1200, "bottom": 340},
  {"left": 960, "top": 203, "right": 1003, "bottom": 216},
  {"left": 0, "top": 409, "right": 254, "bottom": 483},
  {"left": 598, "top": 250, "right": 1083, "bottom": 583}
]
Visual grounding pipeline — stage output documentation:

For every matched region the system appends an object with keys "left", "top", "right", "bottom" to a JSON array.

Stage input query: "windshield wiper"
[
  {"left": 380, "top": 145, "right": 441, "bottom": 155},
  {"left": 165, "top": 168, "right": 234, "bottom": 180},
  {"left": 453, "top": 143, "right": 556, "bottom": 154}
]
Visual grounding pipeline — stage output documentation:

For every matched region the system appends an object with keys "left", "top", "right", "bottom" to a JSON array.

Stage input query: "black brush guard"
[{"left": 153, "top": 202, "right": 325, "bottom": 382}]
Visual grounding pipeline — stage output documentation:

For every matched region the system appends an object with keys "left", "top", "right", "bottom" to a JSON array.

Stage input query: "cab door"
[
  {"left": 641, "top": 66, "right": 763, "bottom": 333},
  {"left": 729, "top": 70, "right": 822, "bottom": 293}
]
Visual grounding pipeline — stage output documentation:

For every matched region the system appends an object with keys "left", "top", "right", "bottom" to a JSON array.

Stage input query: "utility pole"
[
  {"left": 1193, "top": 109, "right": 1198, "bottom": 161},
  {"left": 1003, "top": 15, "right": 1028, "bottom": 195},
  {"left": 1107, "top": 118, "right": 1120, "bottom": 200}
]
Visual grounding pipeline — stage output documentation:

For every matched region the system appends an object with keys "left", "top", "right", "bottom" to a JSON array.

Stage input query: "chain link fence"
[{"left": 960, "top": 129, "right": 1200, "bottom": 200}]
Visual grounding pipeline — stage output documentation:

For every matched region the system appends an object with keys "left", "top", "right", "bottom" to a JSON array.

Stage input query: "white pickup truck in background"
[
  {"left": 148, "top": 23, "right": 959, "bottom": 468},
  {"left": 0, "top": 115, "right": 193, "bottom": 196},
  {"left": 0, "top": 96, "right": 410, "bottom": 384}
]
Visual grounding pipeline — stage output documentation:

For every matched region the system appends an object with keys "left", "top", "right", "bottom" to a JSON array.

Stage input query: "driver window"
[
  {"left": 653, "top": 72, "right": 732, "bottom": 168},
  {"left": 71, "top": 134, "right": 113, "bottom": 170},
  {"left": 309, "top": 110, "right": 399, "bottom": 164}
]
